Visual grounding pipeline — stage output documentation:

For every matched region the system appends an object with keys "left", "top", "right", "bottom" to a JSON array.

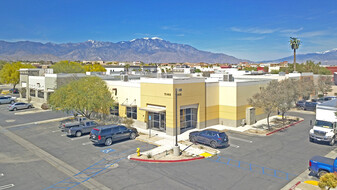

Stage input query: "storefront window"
[
  {"left": 180, "top": 108, "right": 197, "bottom": 132},
  {"left": 110, "top": 105, "right": 119, "bottom": 116},
  {"left": 38, "top": 90, "right": 44, "bottom": 98},
  {"left": 127, "top": 106, "right": 137, "bottom": 119},
  {"left": 30, "top": 89, "right": 36, "bottom": 97}
]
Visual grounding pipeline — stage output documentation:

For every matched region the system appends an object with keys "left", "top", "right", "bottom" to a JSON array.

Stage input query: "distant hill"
[
  {"left": 0, "top": 38, "right": 249, "bottom": 64},
  {"left": 262, "top": 48, "right": 337, "bottom": 65}
]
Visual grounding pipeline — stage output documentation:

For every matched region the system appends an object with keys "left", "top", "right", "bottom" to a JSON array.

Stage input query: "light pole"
[{"left": 174, "top": 88, "right": 182, "bottom": 156}]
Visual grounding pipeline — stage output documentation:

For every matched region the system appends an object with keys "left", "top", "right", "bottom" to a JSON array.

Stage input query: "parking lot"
[{"left": 0, "top": 103, "right": 335, "bottom": 190}]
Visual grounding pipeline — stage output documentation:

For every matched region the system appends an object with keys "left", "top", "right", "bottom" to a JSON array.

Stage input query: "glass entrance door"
[{"left": 148, "top": 112, "right": 166, "bottom": 131}]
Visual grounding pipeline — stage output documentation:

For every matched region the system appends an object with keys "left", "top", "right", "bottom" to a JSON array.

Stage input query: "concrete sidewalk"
[{"left": 281, "top": 148, "right": 337, "bottom": 190}]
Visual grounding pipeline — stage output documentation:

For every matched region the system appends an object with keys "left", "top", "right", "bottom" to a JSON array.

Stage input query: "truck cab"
[{"left": 309, "top": 120, "right": 337, "bottom": 146}]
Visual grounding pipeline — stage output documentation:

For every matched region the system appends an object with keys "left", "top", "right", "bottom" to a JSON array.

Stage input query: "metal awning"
[
  {"left": 121, "top": 99, "right": 137, "bottom": 107},
  {"left": 121, "top": 103, "right": 137, "bottom": 107},
  {"left": 140, "top": 105, "right": 166, "bottom": 113}
]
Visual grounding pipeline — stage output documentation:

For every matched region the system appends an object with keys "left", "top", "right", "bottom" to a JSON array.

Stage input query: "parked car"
[
  {"left": 62, "top": 120, "right": 98, "bottom": 137},
  {"left": 189, "top": 129, "right": 229, "bottom": 148},
  {"left": 9, "top": 88, "right": 19, "bottom": 94},
  {"left": 8, "top": 102, "right": 33, "bottom": 111},
  {"left": 309, "top": 155, "right": 337, "bottom": 178},
  {"left": 89, "top": 125, "right": 138, "bottom": 146},
  {"left": 303, "top": 102, "right": 318, "bottom": 111},
  {"left": 0, "top": 96, "right": 16, "bottom": 104},
  {"left": 318, "top": 96, "right": 337, "bottom": 103},
  {"left": 296, "top": 100, "right": 306, "bottom": 109},
  {"left": 59, "top": 116, "right": 88, "bottom": 129}
]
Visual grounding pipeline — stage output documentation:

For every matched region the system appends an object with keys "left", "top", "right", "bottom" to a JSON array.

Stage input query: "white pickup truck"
[{"left": 309, "top": 101, "right": 337, "bottom": 146}]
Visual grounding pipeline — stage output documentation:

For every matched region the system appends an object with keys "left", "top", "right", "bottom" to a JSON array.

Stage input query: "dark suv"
[
  {"left": 89, "top": 125, "right": 138, "bottom": 146},
  {"left": 189, "top": 129, "right": 229, "bottom": 148}
]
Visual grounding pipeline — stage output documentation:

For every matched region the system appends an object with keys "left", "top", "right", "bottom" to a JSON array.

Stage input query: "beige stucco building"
[{"left": 105, "top": 76, "right": 271, "bottom": 136}]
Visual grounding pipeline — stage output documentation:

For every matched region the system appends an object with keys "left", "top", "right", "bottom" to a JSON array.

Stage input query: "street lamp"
[{"left": 174, "top": 88, "right": 182, "bottom": 156}]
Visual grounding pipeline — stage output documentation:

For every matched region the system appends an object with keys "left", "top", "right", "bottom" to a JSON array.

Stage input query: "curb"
[
  {"left": 129, "top": 156, "right": 205, "bottom": 163},
  {"left": 266, "top": 120, "right": 304, "bottom": 136},
  {"left": 289, "top": 181, "right": 301, "bottom": 190}
]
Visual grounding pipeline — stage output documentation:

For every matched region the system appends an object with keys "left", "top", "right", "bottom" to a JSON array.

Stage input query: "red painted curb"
[
  {"left": 266, "top": 120, "right": 304, "bottom": 136},
  {"left": 130, "top": 156, "right": 205, "bottom": 163},
  {"left": 289, "top": 181, "right": 301, "bottom": 190}
]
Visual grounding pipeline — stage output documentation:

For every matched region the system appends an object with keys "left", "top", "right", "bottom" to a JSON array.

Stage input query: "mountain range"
[
  {"left": 262, "top": 48, "right": 337, "bottom": 65},
  {"left": 0, "top": 38, "right": 248, "bottom": 64}
]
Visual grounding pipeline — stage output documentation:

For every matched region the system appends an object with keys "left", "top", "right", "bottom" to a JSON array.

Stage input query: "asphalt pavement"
[{"left": 0, "top": 107, "right": 335, "bottom": 190}]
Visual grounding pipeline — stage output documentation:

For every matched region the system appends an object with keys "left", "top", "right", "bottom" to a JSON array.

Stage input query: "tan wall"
[{"left": 141, "top": 81, "right": 206, "bottom": 135}]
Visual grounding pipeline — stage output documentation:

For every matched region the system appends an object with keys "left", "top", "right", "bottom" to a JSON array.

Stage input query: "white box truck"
[{"left": 309, "top": 99, "right": 337, "bottom": 146}]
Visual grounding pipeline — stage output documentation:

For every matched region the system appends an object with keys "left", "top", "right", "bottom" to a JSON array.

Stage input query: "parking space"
[{"left": 1, "top": 110, "right": 336, "bottom": 190}]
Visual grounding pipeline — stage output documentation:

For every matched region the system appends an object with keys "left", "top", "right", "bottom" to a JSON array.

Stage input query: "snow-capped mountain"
[
  {"left": 262, "top": 48, "right": 337, "bottom": 64},
  {"left": 0, "top": 38, "right": 248, "bottom": 63}
]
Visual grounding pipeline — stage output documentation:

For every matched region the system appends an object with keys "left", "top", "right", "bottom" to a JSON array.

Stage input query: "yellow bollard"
[{"left": 137, "top": 148, "right": 140, "bottom": 157}]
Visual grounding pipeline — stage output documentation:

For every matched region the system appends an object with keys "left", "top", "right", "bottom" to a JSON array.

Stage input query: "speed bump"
[{"left": 200, "top": 152, "right": 213, "bottom": 158}]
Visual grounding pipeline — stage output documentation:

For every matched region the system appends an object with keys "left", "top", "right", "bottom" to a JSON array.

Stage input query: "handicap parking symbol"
[{"left": 101, "top": 148, "right": 115, "bottom": 154}]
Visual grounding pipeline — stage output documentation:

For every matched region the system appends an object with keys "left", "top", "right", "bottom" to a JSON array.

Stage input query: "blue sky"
[{"left": 0, "top": 0, "right": 336, "bottom": 61}]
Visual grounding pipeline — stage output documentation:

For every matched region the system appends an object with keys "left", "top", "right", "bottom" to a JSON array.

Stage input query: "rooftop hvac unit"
[
  {"left": 279, "top": 72, "right": 285, "bottom": 76},
  {"left": 223, "top": 74, "right": 234, "bottom": 82}
]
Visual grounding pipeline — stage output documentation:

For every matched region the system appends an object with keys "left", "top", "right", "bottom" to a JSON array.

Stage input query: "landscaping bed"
[
  {"left": 245, "top": 116, "right": 303, "bottom": 135},
  {"left": 129, "top": 148, "right": 202, "bottom": 162}
]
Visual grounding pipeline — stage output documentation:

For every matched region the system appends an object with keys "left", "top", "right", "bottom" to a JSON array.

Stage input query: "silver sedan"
[{"left": 8, "top": 102, "right": 33, "bottom": 111}]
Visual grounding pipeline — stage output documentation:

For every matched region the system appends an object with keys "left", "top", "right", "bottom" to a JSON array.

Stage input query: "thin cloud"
[
  {"left": 299, "top": 30, "right": 329, "bottom": 38},
  {"left": 230, "top": 27, "right": 278, "bottom": 34},
  {"left": 280, "top": 27, "right": 303, "bottom": 33},
  {"left": 238, "top": 36, "right": 265, "bottom": 41}
]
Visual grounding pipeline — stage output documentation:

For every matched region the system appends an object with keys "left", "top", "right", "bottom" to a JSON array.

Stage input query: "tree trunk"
[
  {"left": 293, "top": 49, "right": 296, "bottom": 72},
  {"left": 282, "top": 112, "right": 285, "bottom": 126},
  {"left": 267, "top": 112, "right": 271, "bottom": 130}
]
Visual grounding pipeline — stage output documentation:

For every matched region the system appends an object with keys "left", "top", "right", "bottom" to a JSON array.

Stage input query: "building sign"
[{"left": 164, "top": 93, "right": 171, "bottom": 96}]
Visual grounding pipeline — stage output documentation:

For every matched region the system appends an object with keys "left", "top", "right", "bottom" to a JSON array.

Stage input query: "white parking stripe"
[
  {"left": 0, "top": 173, "right": 3, "bottom": 177},
  {"left": 61, "top": 134, "right": 67, "bottom": 136},
  {"left": 0, "top": 184, "right": 15, "bottom": 190},
  {"left": 52, "top": 130, "right": 60, "bottom": 133},
  {"left": 229, "top": 144, "right": 240, "bottom": 148},
  {"left": 71, "top": 136, "right": 89, "bottom": 141},
  {"left": 230, "top": 136, "right": 253, "bottom": 143},
  {"left": 5, "top": 117, "right": 71, "bottom": 129},
  {"left": 82, "top": 142, "right": 92, "bottom": 145},
  {"left": 14, "top": 109, "right": 50, "bottom": 115}
]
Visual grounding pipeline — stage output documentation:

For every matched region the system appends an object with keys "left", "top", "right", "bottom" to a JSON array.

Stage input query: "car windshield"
[{"left": 315, "top": 120, "right": 333, "bottom": 129}]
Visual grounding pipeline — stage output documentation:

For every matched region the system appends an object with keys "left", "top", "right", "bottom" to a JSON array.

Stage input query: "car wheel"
[
  {"left": 309, "top": 137, "right": 314, "bottom": 142},
  {"left": 190, "top": 136, "right": 197, "bottom": 144},
  {"left": 130, "top": 132, "right": 136, "bottom": 140},
  {"left": 75, "top": 131, "right": 82, "bottom": 137},
  {"left": 318, "top": 170, "right": 328, "bottom": 178},
  {"left": 13, "top": 107, "right": 17, "bottom": 111},
  {"left": 28, "top": 105, "right": 32, "bottom": 109},
  {"left": 105, "top": 138, "right": 112, "bottom": 146},
  {"left": 329, "top": 137, "right": 335, "bottom": 146},
  {"left": 10, "top": 100, "right": 14, "bottom": 104},
  {"left": 210, "top": 141, "right": 217, "bottom": 148}
]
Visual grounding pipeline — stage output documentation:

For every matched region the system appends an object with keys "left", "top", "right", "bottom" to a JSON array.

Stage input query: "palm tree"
[{"left": 290, "top": 37, "right": 301, "bottom": 72}]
